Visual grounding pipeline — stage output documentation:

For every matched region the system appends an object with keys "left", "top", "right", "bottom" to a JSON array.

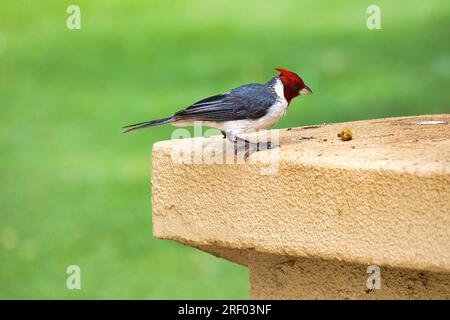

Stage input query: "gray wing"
[{"left": 174, "top": 83, "right": 277, "bottom": 122}]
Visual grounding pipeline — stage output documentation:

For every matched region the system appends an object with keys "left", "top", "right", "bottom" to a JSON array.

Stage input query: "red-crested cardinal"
[{"left": 123, "top": 68, "right": 312, "bottom": 151}]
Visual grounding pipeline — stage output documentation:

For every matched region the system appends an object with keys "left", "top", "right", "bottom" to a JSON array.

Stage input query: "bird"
[{"left": 123, "top": 68, "right": 312, "bottom": 153}]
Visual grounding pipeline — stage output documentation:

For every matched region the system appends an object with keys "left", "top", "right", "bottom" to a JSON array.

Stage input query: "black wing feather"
[{"left": 174, "top": 84, "right": 277, "bottom": 122}]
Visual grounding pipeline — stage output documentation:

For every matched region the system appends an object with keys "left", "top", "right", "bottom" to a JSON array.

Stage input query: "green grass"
[{"left": 0, "top": 0, "right": 449, "bottom": 299}]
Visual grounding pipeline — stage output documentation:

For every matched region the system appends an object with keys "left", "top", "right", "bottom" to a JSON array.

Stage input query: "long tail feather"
[{"left": 122, "top": 116, "right": 174, "bottom": 133}]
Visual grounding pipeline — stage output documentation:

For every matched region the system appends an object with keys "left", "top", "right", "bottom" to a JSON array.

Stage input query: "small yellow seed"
[{"left": 337, "top": 128, "right": 353, "bottom": 141}]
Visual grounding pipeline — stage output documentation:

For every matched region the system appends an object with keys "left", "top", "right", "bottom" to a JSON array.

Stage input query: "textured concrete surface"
[
  {"left": 249, "top": 253, "right": 450, "bottom": 299},
  {"left": 151, "top": 114, "right": 450, "bottom": 299}
]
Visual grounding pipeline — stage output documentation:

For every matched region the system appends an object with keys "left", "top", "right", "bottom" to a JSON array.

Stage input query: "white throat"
[{"left": 273, "top": 77, "right": 287, "bottom": 104}]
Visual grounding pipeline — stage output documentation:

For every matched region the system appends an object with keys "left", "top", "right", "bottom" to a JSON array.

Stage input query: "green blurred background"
[{"left": 0, "top": 0, "right": 449, "bottom": 299}]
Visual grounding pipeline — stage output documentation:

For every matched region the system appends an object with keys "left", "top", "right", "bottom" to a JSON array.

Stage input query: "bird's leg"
[
  {"left": 234, "top": 135, "right": 254, "bottom": 147},
  {"left": 222, "top": 131, "right": 241, "bottom": 156},
  {"left": 225, "top": 133, "right": 250, "bottom": 156},
  {"left": 235, "top": 135, "right": 279, "bottom": 151},
  {"left": 255, "top": 141, "right": 277, "bottom": 151},
  {"left": 226, "top": 133, "right": 263, "bottom": 158},
  {"left": 225, "top": 132, "right": 278, "bottom": 157}
]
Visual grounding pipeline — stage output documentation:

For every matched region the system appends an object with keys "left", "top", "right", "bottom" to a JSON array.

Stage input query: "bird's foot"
[
  {"left": 256, "top": 141, "right": 280, "bottom": 151},
  {"left": 228, "top": 134, "right": 279, "bottom": 159},
  {"left": 243, "top": 142, "right": 280, "bottom": 159}
]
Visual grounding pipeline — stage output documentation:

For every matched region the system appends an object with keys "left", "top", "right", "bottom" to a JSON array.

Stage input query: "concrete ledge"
[{"left": 151, "top": 114, "right": 450, "bottom": 299}]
